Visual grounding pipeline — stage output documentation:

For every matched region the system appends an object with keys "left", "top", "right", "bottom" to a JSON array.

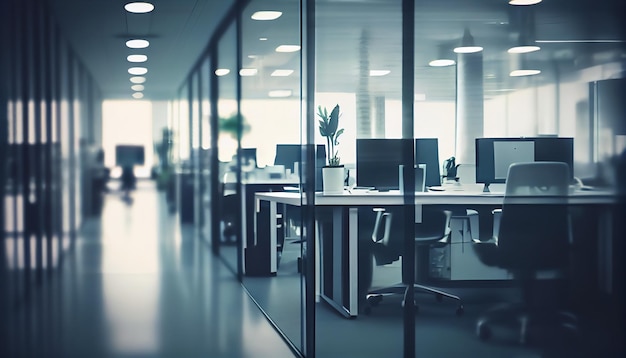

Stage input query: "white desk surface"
[{"left": 255, "top": 187, "right": 618, "bottom": 206}]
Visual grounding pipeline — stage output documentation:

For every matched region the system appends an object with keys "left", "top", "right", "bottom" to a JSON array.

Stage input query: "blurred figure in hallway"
[{"left": 120, "top": 164, "right": 136, "bottom": 203}]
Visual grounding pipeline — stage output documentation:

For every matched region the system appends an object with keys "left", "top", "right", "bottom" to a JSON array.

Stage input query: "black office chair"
[
  {"left": 365, "top": 207, "right": 464, "bottom": 316},
  {"left": 472, "top": 161, "right": 577, "bottom": 344}
]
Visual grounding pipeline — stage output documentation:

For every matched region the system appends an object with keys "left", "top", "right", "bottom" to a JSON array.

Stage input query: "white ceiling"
[{"left": 47, "top": 0, "right": 625, "bottom": 102}]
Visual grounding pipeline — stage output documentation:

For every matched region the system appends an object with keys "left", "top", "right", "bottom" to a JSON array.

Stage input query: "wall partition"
[
  {"left": 313, "top": 1, "right": 412, "bottom": 357},
  {"left": 174, "top": 0, "right": 624, "bottom": 357},
  {"left": 239, "top": 0, "right": 305, "bottom": 355},
  {"left": 1, "top": 0, "right": 101, "bottom": 321},
  {"left": 215, "top": 21, "right": 241, "bottom": 275}
]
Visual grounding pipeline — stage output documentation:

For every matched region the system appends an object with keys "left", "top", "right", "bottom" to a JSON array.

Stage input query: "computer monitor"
[
  {"left": 115, "top": 145, "right": 144, "bottom": 166},
  {"left": 274, "top": 144, "right": 301, "bottom": 171},
  {"left": 475, "top": 137, "right": 574, "bottom": 190},
  {"left": 356, "top": 138, "right": 436, "bottom": 191},
  {"left": 238, "top": 147, "right": 257, "bottom": 167},
  {"left": 415, "top": 138, "right": 442, "bottom": 187}
]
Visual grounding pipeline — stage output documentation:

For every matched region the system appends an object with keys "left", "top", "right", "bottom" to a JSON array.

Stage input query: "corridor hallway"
[{"left": 1, "top": 180, "right": 296, "bottom": 358}]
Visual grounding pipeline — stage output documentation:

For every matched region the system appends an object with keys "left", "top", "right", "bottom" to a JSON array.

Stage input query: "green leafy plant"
[
  {"left": 317, "top": 104, "right": 344, "bottom": 167},
  {"left": 219, "top": 113, "right": 251, "bottom": 139}
]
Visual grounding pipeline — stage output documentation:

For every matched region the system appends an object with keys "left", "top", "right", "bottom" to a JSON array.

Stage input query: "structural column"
[{"left": 455, "top": 52, "right": 484, "bottom": 164}]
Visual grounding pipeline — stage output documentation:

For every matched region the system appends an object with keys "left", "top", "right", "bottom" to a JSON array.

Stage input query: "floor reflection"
[{"left": 1, "top": 180, "right": 295, "bottom": 358}]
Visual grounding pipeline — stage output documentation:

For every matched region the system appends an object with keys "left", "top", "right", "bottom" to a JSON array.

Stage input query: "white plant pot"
[{"left": 322, "top": 166, "right": 344, "bottom": 195}]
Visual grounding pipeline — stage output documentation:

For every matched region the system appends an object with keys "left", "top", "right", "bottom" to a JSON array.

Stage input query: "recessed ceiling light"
[
  {"left": 239, "top": 68, "right": 258, "bottom": 76},
  {"left": 271, "top": 69, "right": 294, "bottom": 77},
  {"left": 509, "top": 0, "right": 542, "bottom": 5},
  {"left": 453, "top": 46, "right": 483, "bottom": 54},
  {"left": 275, "top": 45, "right": 301, "bottom": 53},
  {"left": 428, "top": 59, "right": 456, "bottom": 67},
  {"left": 508, "top": 45, "right": 540, "bottom": 54},
  {"left": 130, "top": 76, "right": 146, "bottom": 84},
  {"left": 268, "top": 90, "right": 292, "bottom": 98},
  {"left": 259, "top": 37, "right": 268, "bottom": 41},
  {"left": 215, "top": 69, "right": 230, "bottom": 76},
  {"left": 251, "top": 11, "right": 282, "bottom": 21},
  {"left": 132, "top": 92, "right": 144, "bottom": 99},
  {"left": 124, "top": 2, "right": 154, "bottom": 13},
  {"left": 126, "top": 39, "right": 149, "bottom": 49},
  {"left": 369, "top": 70, "right": 390, "bottom": 76},
  {"left": 510, "top": 69, "right": 541, "bottom": 77},
  {"left": 128, "top": 67, "right": 148, "bottom": 75},
  {"left": 127, "top": 54, "right": 147, "bottom": 63},
  {"left": 131, "top": 84, "right": 144, "bottom": 91}
]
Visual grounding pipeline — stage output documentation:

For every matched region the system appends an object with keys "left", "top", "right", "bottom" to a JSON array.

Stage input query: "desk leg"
[
  {"left": 348, "top": 207, "right": 358, "bottom": 316},
  {"left": 320, "top": 206, "right": 359, "bottom": 318},
  {"left": 597, "top": 207, "right": 613, "bottom": 294},
  {"left": 270, "top": 201, "right": 278, "bottom": 274},
  {"left": 332, "top": 208, "right": 343, "bottom": 309}
]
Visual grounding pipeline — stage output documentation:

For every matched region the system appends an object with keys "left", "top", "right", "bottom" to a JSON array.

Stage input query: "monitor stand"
[{"left": 482, "top": 183, "right": 491, "bottom": 193}]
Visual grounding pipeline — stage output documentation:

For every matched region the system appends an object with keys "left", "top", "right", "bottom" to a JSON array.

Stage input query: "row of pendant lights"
[{"left": 124, "top": 2, "right": 154, "bottom": 99}]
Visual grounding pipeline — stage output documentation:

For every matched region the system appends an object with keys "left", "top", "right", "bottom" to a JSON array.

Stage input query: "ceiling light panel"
[
  {"left": 128, "top": 67, "right": 148, "bottom": 75},
  {"left": 429, "top": 59, "right": 456, "bottom": 67},
  {"left": 131, "top": 84, "right": 145, "bottom": 91},
  {"left": 215, "top": 69, "right": 230, "bottom": 76},
  {"left": 271, "top": 69, "right": 294, "bottom": 77},
  {"left": 509, "top": 0, "right": 542, "bottom": 5},
  {"left": 132, "top": 92, "right": 144, "bottom": 99},
  {"left": 454, "top": 46, "right": 483, "bottom": 54},
  {"left": 130, "top": 76, "right": 146, "bottom": 83},
  {"left": 507, "top": 45, "right": 540, "bottom": 54},
  {"left": 510, "top": 69, "right": 541, "bottom": 77},
  {"left": 124, "top": 2, "right": 155, "bottom": 13},
  {"left": 275, "top": 45, "right": 301, "bottom": 53},
  {"left": 126, "top": 39, "right": 150, "bottom": 49},
  {"left": 369, "top": 70, "right": 390, "bottom": 76},
  {"left": 251, "top": 11, "right": 282, "bottom": 20},
  {"left": 127, "top": 54, "right": 147, "bottom": 63},
  {"left": 239, "top": 68, "right": 258, "bottom": 76}
]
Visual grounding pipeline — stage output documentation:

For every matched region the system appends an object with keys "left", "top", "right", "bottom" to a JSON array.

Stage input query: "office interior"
[{"left": 1, "top": 0, "right": 625, "bottom": 357}]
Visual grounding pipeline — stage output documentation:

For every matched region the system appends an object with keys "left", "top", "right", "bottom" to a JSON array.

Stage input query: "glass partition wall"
[
  {"left": 239, "top": 0, "right": 305, "bottom": 354},
  {"left": 174, "top": 0, "right": 624, "bottom": 357},
  {"left": 313, "top": 1, "right": 413, "bottom": 357},
  {"left": 216, "top": 23, "right": 240, "bottom": 274}
]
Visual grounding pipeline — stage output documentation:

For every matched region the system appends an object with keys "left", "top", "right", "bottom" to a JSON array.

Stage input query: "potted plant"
[{"left": 317, "top": 104, "right": 345, "bottom": 194}]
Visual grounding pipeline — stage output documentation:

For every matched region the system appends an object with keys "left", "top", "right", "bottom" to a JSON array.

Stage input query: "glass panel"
[
  {"left": 412, "top": 1, "right": 625, "bottom": 357},
  {"left": 198, "top": 58, "right": 212, "bottom": 245},
  {"left": 240, "top": 0, "right": 304, "bottom": 353},
  {"left": 216, "top": 22, "right": 239, "bottom": 274},
  {"left": 314, "top": 0, "right": 405, "bottom": 356},
  {"left": 190, "top": 71, "right": 201, "bottom": 231},
  {"left": 176, "top": 82, "right": 194, "bottom": 225}
]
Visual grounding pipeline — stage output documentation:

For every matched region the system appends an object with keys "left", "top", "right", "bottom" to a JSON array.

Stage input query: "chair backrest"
[
  {"left": 498, "top": 162, "right": 571, "bottom": 270},
  {"left": 504, "top": 161, "right": 569, "bottom": 197},
  {"left": 371, "top": 208, "right": 451, "bottom": 247}
]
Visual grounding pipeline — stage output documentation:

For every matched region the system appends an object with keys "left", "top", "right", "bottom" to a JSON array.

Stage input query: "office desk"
[
  {"left": 255, "top": 188, "right": 618, "bottom": 317},
  {"left": 225, "top": 178, "right": 299, "bottom": 276}
]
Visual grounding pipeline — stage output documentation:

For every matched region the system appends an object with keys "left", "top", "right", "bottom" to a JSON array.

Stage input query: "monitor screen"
[
  {"left": 356, "top": 138, "right": 434, "bottom": 191},
  {"left": 238, "top": 147, "right": 257, "bottom": 166},
  {"left": 476, "top": 137, "right": 574, "bottom": 185},
  {"left": 415, "top": 138, "right": 441, "bottom": 187},
  {"left": 274, "top": 144, "right": 300, "bottom": 171},
  {"left": 115, "top": 145, "right": 145, "bottom": 166}
]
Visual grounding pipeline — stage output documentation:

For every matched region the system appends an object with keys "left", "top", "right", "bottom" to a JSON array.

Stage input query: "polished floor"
[{"left": 1, "top": 181, "right": 297, "bottom": 358}]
